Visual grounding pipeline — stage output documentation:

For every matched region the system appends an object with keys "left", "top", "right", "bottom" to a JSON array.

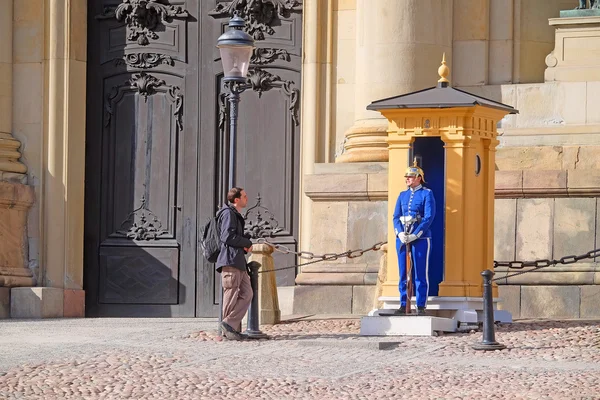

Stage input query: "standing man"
[
  {"left": 392, "top": 160, "right": 436, "bottom": 315},
  {"left": 216, "top": 187, "right": 253, "bottom": 340}
]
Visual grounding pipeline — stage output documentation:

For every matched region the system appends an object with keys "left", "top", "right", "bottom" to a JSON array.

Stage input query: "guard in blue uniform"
[{"left": 392, "top": 160, "right": 436, "bottom": 315}]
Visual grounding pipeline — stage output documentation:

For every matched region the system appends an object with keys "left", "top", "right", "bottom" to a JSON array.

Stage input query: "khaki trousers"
[{"left": 221, "top": 266, "right": 252, "bottom": 332}]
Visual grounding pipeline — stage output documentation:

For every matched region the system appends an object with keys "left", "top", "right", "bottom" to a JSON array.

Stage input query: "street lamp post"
[
  {"left": 216, "top": 15, "right": 255, "bottom": 337},
  {"left": 217, "top": 15, "right": 255, "bottom": 191}
]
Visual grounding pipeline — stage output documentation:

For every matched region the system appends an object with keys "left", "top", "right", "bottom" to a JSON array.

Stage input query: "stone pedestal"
[
  {"left": 0, "top": 181, "right": 35, "bottom": 289},
  {"left": 545, "top": 14, "right": 600, "bottom": 82},
  {"left": 360, "top": 315, "right": 457, "bottom": 336},
  {"left": 248, "top": 244, "right": 280, "bottom": 325}
]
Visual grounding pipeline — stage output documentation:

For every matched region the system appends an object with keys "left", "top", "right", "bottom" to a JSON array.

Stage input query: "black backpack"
[{"left": 200, "top": 214, "right": 221, "bottom": 263}]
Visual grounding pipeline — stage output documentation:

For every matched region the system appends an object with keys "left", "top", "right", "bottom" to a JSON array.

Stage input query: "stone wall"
[
  {"left": 295, "top": 163, "right": 388, "bottom": 314},
  {"left": 495, "top": 170, "right": 600, "bottom": 319}
]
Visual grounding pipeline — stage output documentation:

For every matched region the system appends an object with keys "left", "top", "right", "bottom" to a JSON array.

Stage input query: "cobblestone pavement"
[{"left": 0, "top": 317, "right": 599, "bottom": 399}]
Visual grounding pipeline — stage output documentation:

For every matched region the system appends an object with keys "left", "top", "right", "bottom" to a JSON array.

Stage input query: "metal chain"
[
  {"left": 254, "top": 238, "right": 386, "bottom": 274},
  {"left": 251, "top": 238, "right": 600, "bottom": 279},
  {"left": 493, "top": 248, "right": 600, "bottom": 282}
]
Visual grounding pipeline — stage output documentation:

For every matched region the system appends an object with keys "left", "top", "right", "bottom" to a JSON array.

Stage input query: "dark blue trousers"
[{"left": 396, "top": 237, "right": 431, "bottom": 308}]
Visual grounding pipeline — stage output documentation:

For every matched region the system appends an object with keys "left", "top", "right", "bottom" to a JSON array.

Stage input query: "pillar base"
[
  {"left": 10, "top": 287, "right": 85, "bottom": 318},
  {"left": 0, "top": 134, "right": 27, "bottom": 174},
  {"left": 336, "top": 149, "right": 389, "bottom": 163},
  {"left": 0, "top": 267, "right": 35, "bottom": 287},
  {"left": 335, "top": 120, "right": 389, "bottom": 163}
]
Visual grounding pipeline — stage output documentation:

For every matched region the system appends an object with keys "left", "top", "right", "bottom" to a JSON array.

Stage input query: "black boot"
[
  {"left": 417, "top": 306, "right": 427, "bottom": 316},
  {"left": 392, "top": 307, "right": 407, "bottom": 316}
]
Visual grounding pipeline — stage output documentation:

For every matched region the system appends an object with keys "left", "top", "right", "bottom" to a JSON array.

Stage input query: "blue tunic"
[
  {"left": 393, "top": 185, "right": 435, "bottom": 239},
  {"left": 392, "top": 185, "right": 436, "bottom": 308}
]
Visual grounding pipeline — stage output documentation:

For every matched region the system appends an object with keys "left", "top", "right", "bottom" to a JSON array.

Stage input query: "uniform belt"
[{"left": 400, "top": 215, "right": 421, "bottom": 224}]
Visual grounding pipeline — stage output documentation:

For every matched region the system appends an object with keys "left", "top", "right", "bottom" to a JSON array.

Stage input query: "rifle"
[{"left": 405, "top": 237, "right": 413, "bottom": 315}]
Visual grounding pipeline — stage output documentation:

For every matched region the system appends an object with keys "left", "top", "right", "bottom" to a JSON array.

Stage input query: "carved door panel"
[
  {"left": 85, "top": 0, "right": 199, "bottom": 316},
  {"left": 198, "top": 0, "right": 303, "bottom": 312}
]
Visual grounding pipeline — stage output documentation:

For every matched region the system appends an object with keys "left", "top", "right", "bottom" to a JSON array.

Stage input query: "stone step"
[{"left": 360, "top": 315, "right": 457, "bottom": 337}]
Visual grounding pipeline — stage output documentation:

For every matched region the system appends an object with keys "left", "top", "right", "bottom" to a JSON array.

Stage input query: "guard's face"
[{"left": 405, "top": 175, "right": 421, "bottom": 188}]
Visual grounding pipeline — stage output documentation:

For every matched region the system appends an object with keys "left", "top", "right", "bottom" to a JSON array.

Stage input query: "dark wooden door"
[
  {"left": 85, "top": 0, "right": 200, "bottom": 316},
  {"left": 201, "top": 1, "right": 303, "bottom": 304},
  {"left": 85, "top": 0, "right": 302, "bottom": 317}
]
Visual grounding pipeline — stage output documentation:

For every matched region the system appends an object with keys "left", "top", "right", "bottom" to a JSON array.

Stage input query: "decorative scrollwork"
[
  {"left": 117, "top": 196, "right": 169, "bottom": 240},
  {"left": 217, "top": 68, "right": 299, "bottom": 138},
  {"left": 243, "top": 193, "right": 283, "bottom": 239},
  {"left": 209, "top": 0, "right": 302, "bottom": 40},
  {"left": 104, "top": 73, "right": 184, "bottom": 131},
  {"left": 246, "top": 68, "right": 300, "bottom": 126},
  {"left": 96, "top": 0, "right": 190, "bottom": 45},
  {"left": 128, "top": 72, "right": 166, "bottom": 101},
  {"left": 116, "top": 53, "right": 174, "bottom": 68},
  {"left": 251, "top": 48, "right": 291, "bottom": 65}
]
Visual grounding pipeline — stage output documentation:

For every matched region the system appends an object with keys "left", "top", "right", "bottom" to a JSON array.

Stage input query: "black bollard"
[
  {"left": 472, "top": 269, "right": 506, "bottom": 351},
  {"left": 245, "top": 261, "right": 268, "bottom": 339}
]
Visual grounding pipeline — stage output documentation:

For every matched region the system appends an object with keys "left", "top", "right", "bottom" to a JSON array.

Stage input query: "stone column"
[
  {"left": 248, "top": 244, "right": 281, "bottom": 325},
  {"left": 452, "top": 0, "right": 490, "bottom": 86},
  {"left": 0, "top": 1, "right": 27, "bottom": 174},
  {"left": 0, "top": 0, "right": 36, "bottom": 319},
  {"left": 336, "top": 0, "right": 453, "bottom": 163}
]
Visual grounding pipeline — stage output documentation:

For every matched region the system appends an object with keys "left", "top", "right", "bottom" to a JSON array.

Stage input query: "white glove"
[
  {"left": 405, "top": 234, "right": 418, "bottom": 243},
  {"left": 398, "top": 232, "right": 407, "bottom": 243}
]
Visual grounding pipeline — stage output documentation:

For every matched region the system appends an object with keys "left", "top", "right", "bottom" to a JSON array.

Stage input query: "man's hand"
[
  {"left": 244, "top": 245, "right": 253, "bottom": 253},
  {"left": 398, "top": 232, "right": 407, "bottom": 243}
]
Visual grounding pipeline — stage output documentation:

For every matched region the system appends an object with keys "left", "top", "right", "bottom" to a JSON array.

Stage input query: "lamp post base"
[
  {"left": 471, "top": 342, "right": 506, "bottom": 351},
  {"left": 244, "top": 330, "right": 269, "bottom": 339}
]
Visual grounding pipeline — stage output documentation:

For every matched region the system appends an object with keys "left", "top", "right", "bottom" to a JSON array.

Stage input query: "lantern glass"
[{"left": 219, "top": 45, "right": 253, "bottom": 79}]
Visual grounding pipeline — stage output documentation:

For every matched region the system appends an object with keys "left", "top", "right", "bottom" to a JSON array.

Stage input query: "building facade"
[{"left": 0, "top": 0, "right": 598, "bottom": 319}]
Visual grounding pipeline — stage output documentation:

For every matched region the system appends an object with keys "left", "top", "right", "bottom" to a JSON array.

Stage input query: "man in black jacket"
[{"left": 216, "top": 187, "right": 253, "bottom": 340}]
